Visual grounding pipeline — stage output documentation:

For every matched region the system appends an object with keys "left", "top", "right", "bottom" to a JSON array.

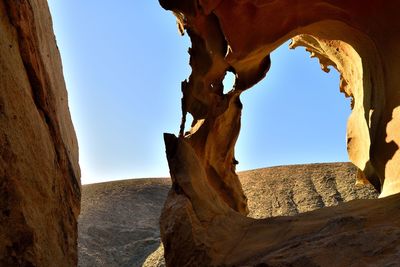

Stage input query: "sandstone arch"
[
  {"left": 1, "top": 0, "right": 399, "bottom": 265},
  {"left": 159, "top": 0, "right": 400, "bottom": 265}
]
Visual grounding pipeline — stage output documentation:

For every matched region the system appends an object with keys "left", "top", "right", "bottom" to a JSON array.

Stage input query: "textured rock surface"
[
  {"left": 160, "top": 0, "right": 400, "bottom": 201},
  {"left": 143, "top": 243, "right": 165, "bottom": 267},
  {"left": 159, "top": 0, "right": 400, "bottom": 265},
  {"left": 0, "top": 0, "right": 80, "bottom": 265},
  {"left": 77, "top": 163, "right": 377, "bottom": 266},
  {"left": 78, "top": 179, "right": 170, "bottom": 267},
  {"left": 161, "top": 136, "right": 399, "bottom": 266}
]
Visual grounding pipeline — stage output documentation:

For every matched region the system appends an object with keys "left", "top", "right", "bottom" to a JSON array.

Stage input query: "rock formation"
[
  {"left": 0, "top": 0, "right": 80, "bottom": 266},
  {"left": 159, "top": 0, "right": 400, "bottom": 265},
  {"left": 162, "top": 135, "right": 400, "bottom": 266},
  {"left": 143, "top": 162, "right": 378, "bottom": 267},
  {"left": 76, "top": 163, "right": 376, "bottom": 266},
  {"left": 1, "top": 0, "right": 399, "bottom": 265}
]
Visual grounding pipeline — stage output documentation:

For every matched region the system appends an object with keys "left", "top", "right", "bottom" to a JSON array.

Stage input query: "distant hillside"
[
  {"left": 78, "top": 162, "right": 377, "bottom": 267},
  {"left": 78, "top": 179, "right": 170, "bottom": 267},
  {"left": 240, "top": 162, "right": 377, "bottom": 218}
]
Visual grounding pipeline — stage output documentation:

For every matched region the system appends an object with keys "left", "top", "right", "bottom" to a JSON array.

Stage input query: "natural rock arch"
[
  {"left": 0, "top": 0, "right": 399, "bottom": 265},
  {"left": 159, "top": 0, "right": 400, "bottom": 265}
]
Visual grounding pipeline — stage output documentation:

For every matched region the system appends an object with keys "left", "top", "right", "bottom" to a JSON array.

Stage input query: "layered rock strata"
[
  {"left": 0, "top": 0, "right": 80, "bottom": 265},
  {"left": 159, "top": 0, "right": 400, "bottom": 265}
]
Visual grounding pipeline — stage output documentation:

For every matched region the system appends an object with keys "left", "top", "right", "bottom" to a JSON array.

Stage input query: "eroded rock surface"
[
  {"left": 159, "top": 0, "right": 400, "bottom": 265},
  {"left": 161, "top": 135, "right": 399, "bottom": 266},
  {"left": 161, "top": 0, "right": 400, "bottom": 200},
  {"left": 0, "top": 0, "right": 80, "bottom": 265}
]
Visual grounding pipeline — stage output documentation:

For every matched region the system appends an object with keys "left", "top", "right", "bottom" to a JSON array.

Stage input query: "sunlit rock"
[{"left": 159, "top": 0, "right": 400, "bottom": 265}]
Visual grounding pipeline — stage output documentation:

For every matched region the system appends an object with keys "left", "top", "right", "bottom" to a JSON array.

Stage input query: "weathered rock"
[
  {"left": 161, "top": 135, "right": 399, "bottom": 266},
  {"left": 145, "top": 162, "right": 378, "bottom": 266},
  {"left": 159, "top": 1, "right": 400, "bottom": 265},
  {"left": 0, "top": 0, "right": 80, "bottom": 265},
  {"left": 142, "top": 242, "right": 166, "bottom": 267},
  {"left": 160, "top": 0, "right": 400, "bottom": 203}
]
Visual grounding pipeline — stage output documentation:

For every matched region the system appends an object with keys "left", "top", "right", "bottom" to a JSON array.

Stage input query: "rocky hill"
[
  {"left": 78, "top": 179, "right": 170, "bottom": 267},
  {"left": 78, "top": 162, "right": 377, "bottom": 267},
  {"left": 240, "top": 162, "right": 377, "bottom": 219}
]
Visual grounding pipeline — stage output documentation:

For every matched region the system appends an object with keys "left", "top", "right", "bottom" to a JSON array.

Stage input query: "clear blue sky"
[{"left": 48, "top": 1, "right": 350, "bottom": 184}]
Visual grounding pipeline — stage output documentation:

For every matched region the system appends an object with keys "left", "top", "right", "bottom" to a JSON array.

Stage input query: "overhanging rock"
[{"left": 159, "top": 1, "right": 400, "bottom": 265}]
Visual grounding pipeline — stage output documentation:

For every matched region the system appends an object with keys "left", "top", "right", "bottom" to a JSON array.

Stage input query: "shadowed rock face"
[
  {"left": 159, "top": 1, "right": 400, "bottom": 265},
  {"left": 0, "top": 0, "right": 80, "bottom": 265}
]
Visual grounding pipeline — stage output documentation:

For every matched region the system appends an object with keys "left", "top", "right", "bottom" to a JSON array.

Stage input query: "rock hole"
[
  {"left": 236, "top": 40, "right": 377, "bottom": 219},
  {"left": 222, "top": 71, "right": 235, "bottom": 94},
  {"left": 184, "top": 113, "right": 195, "bottom": 136}
]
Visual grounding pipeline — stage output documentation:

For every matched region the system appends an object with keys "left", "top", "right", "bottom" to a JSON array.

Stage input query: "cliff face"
[
  {"left": 159, "top": 0, "right": 400, "bottom": 265},
  {"left": 0, "top": 1, "right": 80, "bottom": 266}
]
